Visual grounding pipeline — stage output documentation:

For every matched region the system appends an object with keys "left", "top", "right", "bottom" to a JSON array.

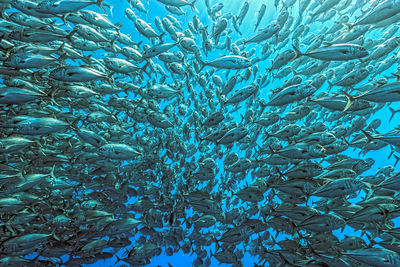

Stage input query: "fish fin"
[
  {"left": 327, "top": 80, "right": 334, "bottom": 92},
  {"left": 391, "top": 72, "right": 400, "bottom": 81},
  {"left": 57, "top": 53, "right": 67, "bottom": 66},
  {"left": 342, "top": 90, "right": 356, "bottom": 111},
  {"left": 195, "top": 53, "right": 207, "bottom": 72},
  {"left": 342, "top": 22, "right": 353, "bottom": 32},
  {"left": 394, "top": 154, "right": 400, "bottom": 167},
  {"left": 65, "top": 29, "right": 76, "bottom": 43},
  {"left": 60, "top": 13, "right": 69, "bottom": 25},
  {"left": 114, "top": 22, "right": 122, "bottom": 31},
  {"left": 289, "top": 66, "right": 298, "bottom": 76},
  {"left": 360, "top": 129, "right": 375, "bottom": 143},
  {"left": 365, "top": 233, "right": 376, "bottom": 248},
  {"left": 114, "top": 255, "right": 123, "bottom": 265},
  {"left": 106, "top": 71, "right": 115, "bottom": 85},
  {"left": 275, "top": 167, "right": 284, "bottom": 179},
  {"left": 190, "top": 0, "right": 199, "bottom": 13},
  {"left": 389, "top": 107, "right": 400, "bottom": 122},
  {"left": 292, "top": 43, "right": 303, "bottom": 59},
  {"left": 158, "top": 32, "right": 165, "bottom": 43},
  {"left": 97, "top": 0, "right": 112, "bottom": 15},
  {"left": 365, "top": 184, "right": 376, "bottom": 200},
  {"left": 388, "top": 145, "right": 395, "bottom": 159}
]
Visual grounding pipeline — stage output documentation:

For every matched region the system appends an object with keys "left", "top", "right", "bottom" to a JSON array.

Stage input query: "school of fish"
[{"left": 1, "top": 0, "right": 400, "bottom": 266}]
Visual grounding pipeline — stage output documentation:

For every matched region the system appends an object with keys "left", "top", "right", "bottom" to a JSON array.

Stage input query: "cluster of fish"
[{"left": 2, "top": 0, "right": 400, "bottom": 266}]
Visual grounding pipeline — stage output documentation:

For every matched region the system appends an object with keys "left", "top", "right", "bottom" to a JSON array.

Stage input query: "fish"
[
  {"left": 343, "top": 82, "right": 400, "bottom": 110},
  {"left": 36, "top": 0, "right": 109, "bottom": 14},
  {"left": 265, "top": 83, "right": 317, "bottom": 106},
  {"left": 156, "top": 0, "right": 198, "bottom": 12},
  {"left": 244, "top": 23, "right": 280, "bottom": 44},
  {"left": 293, "top": 43, "right": 369, "bottom": 61},
  {"left": 254, "top": 4, "right": 266, "bottom": 31},
  {"left": 49, "top": 66, "right": 111, "bottom": 82},
  {"left": 197, "top": 54, "right": 252, "bottom": 70},
  {"left": 344, "top": 0, "right": 400, "bottom": 30}
]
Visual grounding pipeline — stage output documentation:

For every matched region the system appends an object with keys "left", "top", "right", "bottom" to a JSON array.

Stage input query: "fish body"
[
  {"left": 347, "top": 0, "right": 400, "bottom": 29},
  {"left": 254, "top": 4, "right": 266, "bottom": 30},
  {"left": 0, "top": 88, "right": 46, "bottom": 104},
  {"left": 36, "top": 0, "right": 107, "bottom": 14},
  {"left": 13, "top": 117, "right": 69, "bottom": 135},
  {"left": 98, "top": 144, "right": 141, "bottom": 160},
  {"left": 4, "top": 53, "right": 59, "bottom": 69},
  {"left": 200, "top": 55, "right": 252, "bottom": 70},
  {"left": 143, "top": 43, "right": 176, "bottom": 58},
  {"left": 294, "top": 43, "right": 368, "bottom": 61},
  {"left": 244, "top": 23, "right": 280, "bottom": 44},
  {"left": 266, "top": 84, "right": 317, "bottom": 106},
  {"left": 49, "top": 66, "right": 109, "bottom": 82}
]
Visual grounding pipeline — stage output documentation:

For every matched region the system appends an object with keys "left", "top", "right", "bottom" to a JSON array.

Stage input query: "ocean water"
[{"left": 3, "top": 0, "right": 400, "bottom": 267}]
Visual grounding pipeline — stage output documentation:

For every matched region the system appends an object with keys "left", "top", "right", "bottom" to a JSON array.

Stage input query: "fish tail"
[
  {"left": 114, "top": 22, "right": 122, "bottom": 32},
  {"left": 49, "top": 165, "right": 56, "bottom": 180},
  {"left": 342, "top": 90, "right": 356, "bottom": 112},
  {"left": 106, "top": 71, "right": 115, "bottom": 85},
  {"left": 158, "top": 32, "right": 165, "bottom": 43},
  {"left": 65, "top": 29, "right": 76, "bottom": 43},
  {"left": 195, "top": 53, "right": 206, "bottom": 72},
  {"left": 57, "top": 52, "right": 67, "bottom": 66},
  {"left": 114, "top": 255, "right": 123, "bottom": 265},
  {"left": 97, "top": 0, "right": 112, "bottom": 14},
  {"left": 392, "top": 72, "right": 400, "bottom": 81},
  {"left": 56, "top": 42, "right": 65, "bottom": 54},
  {"left": 394, "top": 154, "right": 400, "bottom": 167},
  {"left": 361, "top": 129, "right": 374, "bottom": 143},
  {"left": 389, "top": 107, "right": 400, "bottom": 122},
  {"left": 177, "top": 87, "right": 184, "bottom": 98},
  {"left": 365, "top": 184, "right": 376, "bottom": 200},
  {"left": 110, "top": 35, "right": 118, "bottom": 50},
  {"left": 292, "top": 43, "right": 303, "bottom": 59},
  {"left": 289, "top": 66, "right": 298, "bottom": 76},
  {"left": 214, "top": 238, "right": 219, "bottom": 252},
  {"left": 388, "top": 145, "right": 395, "bottom": 159},
  {"left": 140, "top": 62, "right": 151, "bottom": 78},
  {"left": 190, "top": 0, "right": 199, "bottom": 13},
  {"left": 60, "top": 13, "right": 68, "bottom": 25},
  {"left": 70, "top": 116, "right": 82, "bottom": 130},
  {"left": 327, "top": 80, "right": 334, "bottom": 92},
  {"left": 365, "top": 232, "right": 376, "bottom": 247},
  {"left": 46, "top": 86, "right": 61, "bottom": 106},
  {"left": 342, "top": 22, "right": 353, "bottom": 32}
]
